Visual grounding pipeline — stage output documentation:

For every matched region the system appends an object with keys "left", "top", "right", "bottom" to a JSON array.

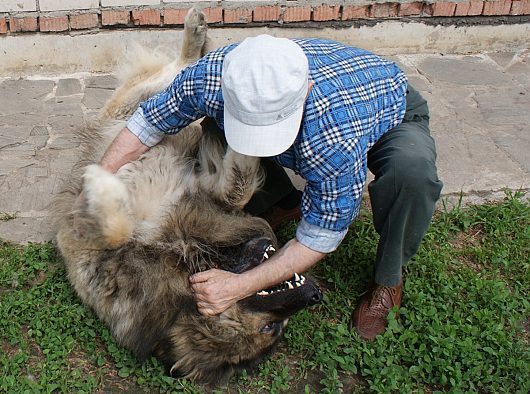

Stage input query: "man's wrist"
[{"left": 235, "top": 271, "right": 259, "bottom": 299}]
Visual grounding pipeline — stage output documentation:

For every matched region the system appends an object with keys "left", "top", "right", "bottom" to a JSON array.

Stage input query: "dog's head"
[{"left": 155, "top": 236, "right": 322, "bottom": 385}]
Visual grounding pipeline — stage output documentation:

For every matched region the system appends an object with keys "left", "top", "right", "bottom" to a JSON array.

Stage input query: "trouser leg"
[
  {"left": 367, "top": 86, "right": 443, "bottom": 287},
  {"left": 200, "top": 117, "right": 296, "bottom": 216}
]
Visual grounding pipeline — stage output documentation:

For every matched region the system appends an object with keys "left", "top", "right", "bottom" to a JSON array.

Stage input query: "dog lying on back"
[{"left": 53, "top": 9, "right": 322, "bottom": 385}]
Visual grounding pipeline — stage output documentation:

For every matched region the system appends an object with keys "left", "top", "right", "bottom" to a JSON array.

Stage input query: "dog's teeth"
[
  {"left": 263, "top": 252, "right": 269, "bottom": 259},
  {"left": 294, "top": 273, "right": 300, "bottom": 281},
  {"left": 296, "top": 282, "right": 301, "bottom": 287},
  {"left": 257, "top": 291, "right": 268, "bottom": 296},
  {"left": 287, "top": 282, "right": 294, "bottom": 289},
  {"left": 301, "top": 277, "right": 306, "bottom": 284},
  {"left": 266, "top": 245, "right": 276, "bottom": 252}
]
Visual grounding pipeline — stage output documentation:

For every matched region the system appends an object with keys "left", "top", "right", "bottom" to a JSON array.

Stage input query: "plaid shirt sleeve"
[{"left": 126, "top": 63, "right": 206, "bottom": 147}]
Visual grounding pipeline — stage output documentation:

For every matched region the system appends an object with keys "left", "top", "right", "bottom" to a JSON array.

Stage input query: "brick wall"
[{"left": 0, "top": 0, "right": 528, "bottom": 34}]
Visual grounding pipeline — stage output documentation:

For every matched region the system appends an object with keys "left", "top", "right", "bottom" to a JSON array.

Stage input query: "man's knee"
[{"left": 391, "top": 149, "right": 442, "bottom": 199}]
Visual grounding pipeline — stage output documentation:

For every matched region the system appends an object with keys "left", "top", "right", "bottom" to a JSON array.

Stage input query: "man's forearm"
[
  {"left": 100, "top": 127, "right": 150, "bottom": 173},
  {"left": 238, "top": 238, "right": 326, "bottom": 297}
]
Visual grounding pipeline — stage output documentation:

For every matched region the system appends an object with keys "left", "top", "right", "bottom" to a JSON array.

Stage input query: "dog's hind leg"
[
  {"left": 217, "top": 148, "right": 263, "bottom": 210},
  {"left": 179, "top": 8, "right": 208, "bottom": 64},
  {"left": 101, "top": 8, "right": 208, "bottom": 120},
  {"left": 82, "top": 164, "right": 134, "bottom": 248},
  {"left": 197, "top": 132, "right": 263, "bottom": 210}
]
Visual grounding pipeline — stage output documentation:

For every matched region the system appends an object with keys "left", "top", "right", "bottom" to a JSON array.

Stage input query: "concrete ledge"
[{"left": 2, "top": 21, "right": 529, "bottom": 76}]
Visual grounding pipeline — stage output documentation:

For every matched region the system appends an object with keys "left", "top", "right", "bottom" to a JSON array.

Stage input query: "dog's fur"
[{"left": 54, "top": 9, "right": 321, "bottom": 385}]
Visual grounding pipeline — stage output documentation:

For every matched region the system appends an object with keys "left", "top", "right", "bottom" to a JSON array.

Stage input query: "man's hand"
[{"left": 189, "top": 269, "right": 249, "bottom": 316}]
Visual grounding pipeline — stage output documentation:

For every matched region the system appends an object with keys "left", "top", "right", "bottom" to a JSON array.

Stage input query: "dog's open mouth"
[
  {"left": 254, "top": 243, "right": 307, "bottom": 297},
  {"left": 257, "top": 273, "right": 307, "bottom": 296}
]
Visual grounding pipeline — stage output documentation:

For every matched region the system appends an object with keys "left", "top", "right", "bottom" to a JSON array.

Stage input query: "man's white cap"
[{"left": 222, "top": 35, "right": 309, "bottom": 157}]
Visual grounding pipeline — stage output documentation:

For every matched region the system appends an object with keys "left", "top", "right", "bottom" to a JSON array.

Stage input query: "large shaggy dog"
[{"left": 54, "top": 9, "right": 321, "bottom": 385}]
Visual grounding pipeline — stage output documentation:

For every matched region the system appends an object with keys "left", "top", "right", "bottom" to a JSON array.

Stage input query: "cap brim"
[{"left": 224, "top": 105, "right": 303, "bottom": 157}]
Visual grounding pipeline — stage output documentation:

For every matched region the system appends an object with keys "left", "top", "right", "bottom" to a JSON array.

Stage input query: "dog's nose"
[{"left": 309, "top": 287, "right": 323, "bottom": 305}]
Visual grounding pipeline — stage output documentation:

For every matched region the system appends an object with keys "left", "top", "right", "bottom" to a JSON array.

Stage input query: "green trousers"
[
  {"left": 202, "top": 86, "right": 443, "bottom": 287},
  {"left": 367, "top": 86, "right": 443, "bottom": 286}
]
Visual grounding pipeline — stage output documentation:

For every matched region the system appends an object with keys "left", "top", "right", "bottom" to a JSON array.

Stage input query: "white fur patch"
[{"left": 83, "top": 164, "right": 134, "bottom": 247}]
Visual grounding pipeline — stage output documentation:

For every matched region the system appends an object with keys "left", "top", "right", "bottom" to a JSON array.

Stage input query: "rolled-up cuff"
[
  {"left": 126, "top": 107, "right": 166, "bottom": 147},
  {"left": 296, "top": 218, "right": 348, "bottom": 253}
]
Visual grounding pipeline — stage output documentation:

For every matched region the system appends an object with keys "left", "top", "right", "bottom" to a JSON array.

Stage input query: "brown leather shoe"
[
  {"left": 349, "top": 280, "right": 403, "bottom": 341},
  {"left": 261, "top": 205, "right": 302, "bottom": 231}
]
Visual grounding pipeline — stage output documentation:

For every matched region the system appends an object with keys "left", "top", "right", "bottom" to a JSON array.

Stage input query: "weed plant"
[{"left": 1, "top": 192, "right": 528, "bottom": 393}]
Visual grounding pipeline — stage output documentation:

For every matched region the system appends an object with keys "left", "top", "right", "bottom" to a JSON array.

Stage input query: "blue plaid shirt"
[{"left": 127, "top": 38, "right": 408, "bottom": 253}]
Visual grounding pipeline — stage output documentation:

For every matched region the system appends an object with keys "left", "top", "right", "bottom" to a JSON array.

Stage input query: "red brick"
[
  {"left": 0, "top": 17, "right": 8, "bottom": 34},
  {"left": 523, "top": 0, "right": 530, "bottom": 13},
  {"left": 132, "top": 9, "right": 160, "bottom": 26},
  {"left": 483, "top": 0, "right": 512, "bottom": 15},
  {"left": 282, "top": 6, "right": 312, "bottom": 22},
  {"left": 399, "top": 2, "right": 424, "bottom": 16},
  {"left": 342, "top": 5, "right": 369, "bottom": 19},
  {"left": 101, "top": 10, "right": 130, "bottom": 26},
  {"left": 312, "top": 4, "right": 340, "bottom": 21},
  {"left": 370, "top": 3, "right": 399, "bottom": 18},
  {"left": 470, "top": 0, "right": 486, "bottom": 14},
  {"left": 224, "top": 9, "right": 252, "bottom": 24},
  {"left": 70, "top": 13, "right": 98, "bottom": 30},
  {"left": 253, "top": 5, "right": 280, "bottom": 22},
  {"left": 430, "top": 2, "right": 457, "bottom": 16},
  {"left": 10, "top": 16, "right": 38, "bottom": 32},
  {"left": 40, "top": 15, "right": 69, "bottom": 32},
  {"left": 454, "top": 0, "right": 484, "bottom": 16},
  {"left": 203, "top": 7, "right": 222, "bottom": 23},
  {"left": 510, "top": 0, "right": 523, "bottom": 13},
  {"left": 163, "top": 8, "right": 187, "bottom": 25},
  {"left": 509, "top": 0, "right": 530, "bottom": 14}
]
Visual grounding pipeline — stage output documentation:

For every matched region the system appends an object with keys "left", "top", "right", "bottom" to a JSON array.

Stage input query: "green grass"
[{"left": 1, "top": 192, "right": 528, "bottom": 393}]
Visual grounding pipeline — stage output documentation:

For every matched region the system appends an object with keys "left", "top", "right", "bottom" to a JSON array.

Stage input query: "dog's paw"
[
  {"left": 82, "top": 165, "right": 134, "bottom": 248},
  {"left": 184, "top": 8, "right": 207, "bottom": 37},
  {"left": 83, "top": 165, "right": 127, "bottom": 211}
]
